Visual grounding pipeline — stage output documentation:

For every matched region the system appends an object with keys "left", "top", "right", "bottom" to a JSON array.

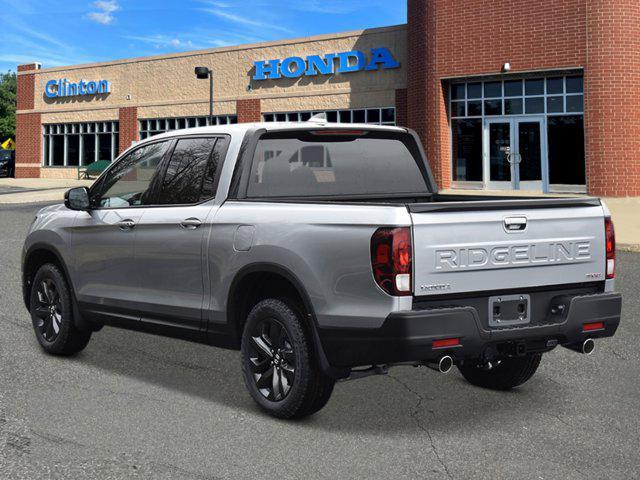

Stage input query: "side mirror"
[{"left": 64, "top": 187, "right": 91, "bottom": 211}]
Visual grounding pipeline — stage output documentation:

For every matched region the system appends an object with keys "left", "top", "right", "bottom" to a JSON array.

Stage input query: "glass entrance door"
[
  {"left": 515, "top": 118, "right": 544, "bottom": 191},
  {"left": 483, "top": 117, "right": 545, "bottom": 191},
  {"left": 485, "top": 120, "right": 513, "bottom": 190}
]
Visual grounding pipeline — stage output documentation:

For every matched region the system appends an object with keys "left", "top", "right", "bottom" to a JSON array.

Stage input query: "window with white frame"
[
  {"left": 42, "top": 121, "right": 119, "bottom": 167},
  {"left": 139, "top": 115, "right": 238, "bottom": 140},
  {"left": 263, "top": 107, "right": 396, "bottom": 125}
]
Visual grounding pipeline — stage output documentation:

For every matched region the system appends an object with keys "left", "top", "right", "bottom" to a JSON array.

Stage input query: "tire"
[
  {"left": 29, "top": 263, "right": 91, "bottom": 356},
  {"left": 457, "top": 354, "right": 542, "bottom": 390},
  {"left": 240, "top": 299, "right": 335, "bottom": 419}
]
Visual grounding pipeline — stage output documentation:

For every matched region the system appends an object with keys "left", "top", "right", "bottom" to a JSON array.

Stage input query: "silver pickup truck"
[{"left": 22, "top": 121, "right": 622, "bottom": 419}]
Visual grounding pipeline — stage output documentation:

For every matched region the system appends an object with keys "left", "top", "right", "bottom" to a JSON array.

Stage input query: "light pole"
[{"left": 194, "top": 67, "right": 213, "bottom": 125}]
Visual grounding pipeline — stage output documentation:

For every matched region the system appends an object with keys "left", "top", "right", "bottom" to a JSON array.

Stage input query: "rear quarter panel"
[{"left": 208, "top": 201, "right": 412, "bottom": 329}]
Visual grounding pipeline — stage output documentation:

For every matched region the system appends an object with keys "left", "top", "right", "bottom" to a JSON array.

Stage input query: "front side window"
[
  {"left": 247, "top": 131, "right": 429, "bottom": 198},
  {"left": 95, "top": 141, "right": 169, "bottom": 208},
  {"left": 156, "top": 137, "right": 219, "bottom": 205}
]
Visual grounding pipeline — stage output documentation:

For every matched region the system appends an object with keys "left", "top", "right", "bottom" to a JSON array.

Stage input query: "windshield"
[
  {"left": 0, "top": 150, "right": 12, "bottom": 161},
  {"left": 247, "top": 130, "right": 430, "bottom": 198}
]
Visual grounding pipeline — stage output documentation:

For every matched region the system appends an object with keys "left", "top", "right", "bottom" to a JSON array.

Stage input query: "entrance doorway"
[{"left": 484, "top": 117, "right": 545, "bottom": 191}]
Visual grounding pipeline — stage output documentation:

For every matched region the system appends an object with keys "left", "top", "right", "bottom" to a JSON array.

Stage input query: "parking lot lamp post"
[{"left": 194, "top": 67, "right": 214, "bottom": 125}]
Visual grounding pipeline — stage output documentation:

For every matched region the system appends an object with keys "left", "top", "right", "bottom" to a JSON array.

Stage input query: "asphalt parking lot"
[{"left": 0, "top": 202, "right": 639, "bottom": 479}]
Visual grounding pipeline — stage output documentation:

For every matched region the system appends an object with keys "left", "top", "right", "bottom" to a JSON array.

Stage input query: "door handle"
[
  {"left": 118, "top": 219, "right": 136, "bottom": 230},
  {"left": 180, "top": 218, "right": 202, "bottom": 230}
]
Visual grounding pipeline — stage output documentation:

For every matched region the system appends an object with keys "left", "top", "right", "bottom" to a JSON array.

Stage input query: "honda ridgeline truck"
[{"left": 22, "top": 121, "right": 622, "bottom": 418}]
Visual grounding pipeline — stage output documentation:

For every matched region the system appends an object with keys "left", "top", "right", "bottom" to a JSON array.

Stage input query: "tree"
[{"left": 0, "top": 71, "right": 17, "bottom": 144}]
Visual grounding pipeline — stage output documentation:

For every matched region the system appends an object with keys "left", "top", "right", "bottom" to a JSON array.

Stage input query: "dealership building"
[{"left": 15, "top": 0, "right": 640, "bottom": 196}]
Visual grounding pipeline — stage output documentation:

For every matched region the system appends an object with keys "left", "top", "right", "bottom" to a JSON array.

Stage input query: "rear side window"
[
  {"left": 157, "top": 137, "right": 219, "bottom": 205},
  {"left": 247, "top": 131, "right": 429, "bottom": 198}
]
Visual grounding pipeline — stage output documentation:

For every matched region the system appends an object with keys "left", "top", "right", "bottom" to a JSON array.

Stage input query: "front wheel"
[
  {"left": 240, "top": 299, "right": 335, "bottom": 419},
  {"left": 30, "top": 263, "right": 91, "bottom": 356},
  {"left": 457, "top": 354, "right": 542, "bottom": 390}
]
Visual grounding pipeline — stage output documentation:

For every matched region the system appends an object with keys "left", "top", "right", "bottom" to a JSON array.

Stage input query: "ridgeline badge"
[
  {"left": 253, "top": 47, "right": 400, "bottom": 81},
  {"left": 45, "top": 79, "right": 111, "bottom": 99}
]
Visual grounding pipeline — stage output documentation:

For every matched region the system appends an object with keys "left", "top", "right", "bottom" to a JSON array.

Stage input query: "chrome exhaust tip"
[
  {"left": 563, "top": 338, "right": 596, "bottom": 355},
  {"left": 426, "top": 355, "right": 454, "bottom": 374},
  {"left": 582, "top": 338, "right": 595, "bottom": 355}
]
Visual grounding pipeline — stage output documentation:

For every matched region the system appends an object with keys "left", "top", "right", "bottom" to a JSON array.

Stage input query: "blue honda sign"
[
  {"left": 45, "top": 78, "right": 111, "bottom": 98},
  {"left": 253, "top": 47, "right": 400, "bottom": 81}
]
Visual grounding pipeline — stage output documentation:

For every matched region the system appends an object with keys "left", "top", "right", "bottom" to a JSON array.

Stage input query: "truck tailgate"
[{"left": 410, "top": 203, "right": 606, "bottom": 296}]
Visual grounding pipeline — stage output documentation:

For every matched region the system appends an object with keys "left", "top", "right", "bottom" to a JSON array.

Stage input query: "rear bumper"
[{"left": 319, "top": 292, "right": 622, "bottom": 368}]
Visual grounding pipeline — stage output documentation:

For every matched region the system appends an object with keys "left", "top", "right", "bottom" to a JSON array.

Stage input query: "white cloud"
[
  {"left": 203, "top": 9, "right": 293, "bottom": 34},
  {"left": 87, "top": 0, "right": 120, "bottom": 25},
  {"left": 125, "top": 34, "right": 198, "bottom": 50}
]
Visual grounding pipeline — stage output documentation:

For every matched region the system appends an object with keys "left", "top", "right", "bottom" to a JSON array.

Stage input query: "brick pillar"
[
  {"left": 395, "top": 88, "right": 407, "bottom": 127},
  {"left": 15, "top": 64, "right": 40, "bottom": 178},
  {"left": 236, "top": 98, "right": 261, "bottom": 123},
  {"left": 585, "top": 0, "right": 640, "bottom": 197},
  {"left": 118, "top": 107, "right": 138, "bottom": 153},
  {"left": 406, "top": 0, "right": 450, "bottom": 190}
]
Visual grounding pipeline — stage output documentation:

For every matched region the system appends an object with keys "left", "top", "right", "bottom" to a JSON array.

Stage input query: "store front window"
[
  {"left": 450, "top": 74, "right": 585, "bottom": 192},
  {"left": 263, "top": 107, "right": 396, "bottom": 125},
  {"left": 43, "top": 122, "right": 119, "bottom": 167},
  {"left": 139, "top": 115, "right": 237, "bottom": 140}
]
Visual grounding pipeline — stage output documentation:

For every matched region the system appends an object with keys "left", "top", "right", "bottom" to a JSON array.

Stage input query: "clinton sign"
[{"left": 253, "top": 47, "right": 400, "bottom": 81}]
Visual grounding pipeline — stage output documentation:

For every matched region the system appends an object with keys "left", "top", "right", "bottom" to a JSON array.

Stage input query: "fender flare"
[
  {"left": 23, "top": 243, "right": 94, "bottom": 332},
  {"left": 227, "top": 262, "right": 349, "bottom": 379}
]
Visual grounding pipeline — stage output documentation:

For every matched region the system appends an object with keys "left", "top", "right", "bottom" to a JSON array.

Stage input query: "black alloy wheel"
[
  {"left": 33, "top": 278, "right": 63, "bottom": 342},
  {"left": 248, "top": 318, "right": 296, "bottom": 401}
]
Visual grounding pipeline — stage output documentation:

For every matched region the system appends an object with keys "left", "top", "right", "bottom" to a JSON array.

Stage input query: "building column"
[
  {"left": 585, "top": 0, "right": 640, "bottom": 197},
  {"left": 236, "top": 98, "right": 261, "bottom": 123},
  {"left": 15, "top": 64, "right": 41, "bottom": 178},
  {"left": 395, "top": 88, "right": 407, "bottom": 127},
  {"left": 118, "top": 107, "right": 138, "bottom": 154},
  {"left": 406, "top": 0, "right": 450, "bottom": 190}
]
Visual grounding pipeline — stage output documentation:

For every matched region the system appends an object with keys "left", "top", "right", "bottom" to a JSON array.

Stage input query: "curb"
[{"left": 619, "top": 244, "right": 640, "bottom": 253}]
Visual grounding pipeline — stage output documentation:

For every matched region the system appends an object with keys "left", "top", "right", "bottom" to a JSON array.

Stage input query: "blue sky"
[{"left": 0, "top": 0, "right": 406, "bottom": 73}]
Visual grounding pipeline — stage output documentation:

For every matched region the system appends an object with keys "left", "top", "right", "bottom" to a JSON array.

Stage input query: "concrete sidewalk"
[
  {"left": 0, "top": 180, "right": 637, "bottom": 250},
  {"left": 0, "top": 178, "right": 93, "bottom": 204}
]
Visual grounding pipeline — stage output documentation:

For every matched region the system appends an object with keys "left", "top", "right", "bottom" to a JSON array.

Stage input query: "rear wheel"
[
  {"left": 458, "top": 354, "right": 542, "bottom": 390},
  {"left": 240, "top": 299, "right": 335, "bottom": 419},
  {"left": 30, "top": 264, "right": 91, "bottom": 356}
]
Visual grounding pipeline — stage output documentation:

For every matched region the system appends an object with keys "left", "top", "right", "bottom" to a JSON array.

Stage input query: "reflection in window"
[
  {"left": 452, "top": 119, "right": 482, "bottom": 182},
  {"left": 158, "top": 138, "right": 217, "bottom": 205},
  {"left": 98, "top": 141, "right": 169, "bottom": 208}
]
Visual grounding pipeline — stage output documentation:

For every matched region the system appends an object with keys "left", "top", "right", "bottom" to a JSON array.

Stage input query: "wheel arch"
[
  {"left": 226, "top": 263, "right": 348, "bottom": 379},
  {"left": 22, "top": 243, "right": 93, "bottom": 332}
]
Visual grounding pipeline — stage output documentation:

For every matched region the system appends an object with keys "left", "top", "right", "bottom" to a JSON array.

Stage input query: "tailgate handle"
[{"left": 504, "top": 216, "right": 527, "bottom": 232}]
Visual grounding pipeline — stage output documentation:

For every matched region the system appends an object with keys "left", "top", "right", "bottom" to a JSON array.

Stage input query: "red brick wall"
[
  {"left": 16, "top": 71, "right": 35, "bottom": 112},
  {"left": 395, "top": 88, "right": 407, "bottom": 127},
  {"left": 118, "top": 107, "right": 138, "bottom": 153},
  {"left": 236, "top": 99, "right": 261, "bottom": 123},
  {"left": 15, "top": 65, "right": 41, "bottom": 177},
  {"left": 407, "top": 0, "right": 590, "bottom": 191},
  {"left": 585, "top": 0, "right": 640, "bottom": 196},
  {"left": 15, "top": 113, "right": 41, "bottom": 178}
]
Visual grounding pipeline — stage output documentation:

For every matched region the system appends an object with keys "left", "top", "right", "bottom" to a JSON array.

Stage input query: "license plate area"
[{"left": 488, "top": 294, "right": 531, "bottom": 327}]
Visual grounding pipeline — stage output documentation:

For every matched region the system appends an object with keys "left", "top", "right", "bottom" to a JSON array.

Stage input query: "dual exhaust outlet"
[{"left": 426, "top": 339, "right": 595, "bottom": 375}]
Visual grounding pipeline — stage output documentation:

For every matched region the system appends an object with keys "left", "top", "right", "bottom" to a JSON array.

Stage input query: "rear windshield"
[{"left": 246, "top": 130, "right": 430, "bottom": 198}]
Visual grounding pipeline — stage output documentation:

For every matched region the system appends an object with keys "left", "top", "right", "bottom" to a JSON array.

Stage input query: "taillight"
[
  {"left": 605, "top": 217, "right": 615, "bottom": 279},
  {"left": 371, "top": 227, "right": 412, "bottom": 296}
]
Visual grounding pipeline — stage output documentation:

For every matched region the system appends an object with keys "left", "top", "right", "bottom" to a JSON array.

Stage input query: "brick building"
[{"left": 15, "top": 0, "right": 640, "bottom": 196}]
